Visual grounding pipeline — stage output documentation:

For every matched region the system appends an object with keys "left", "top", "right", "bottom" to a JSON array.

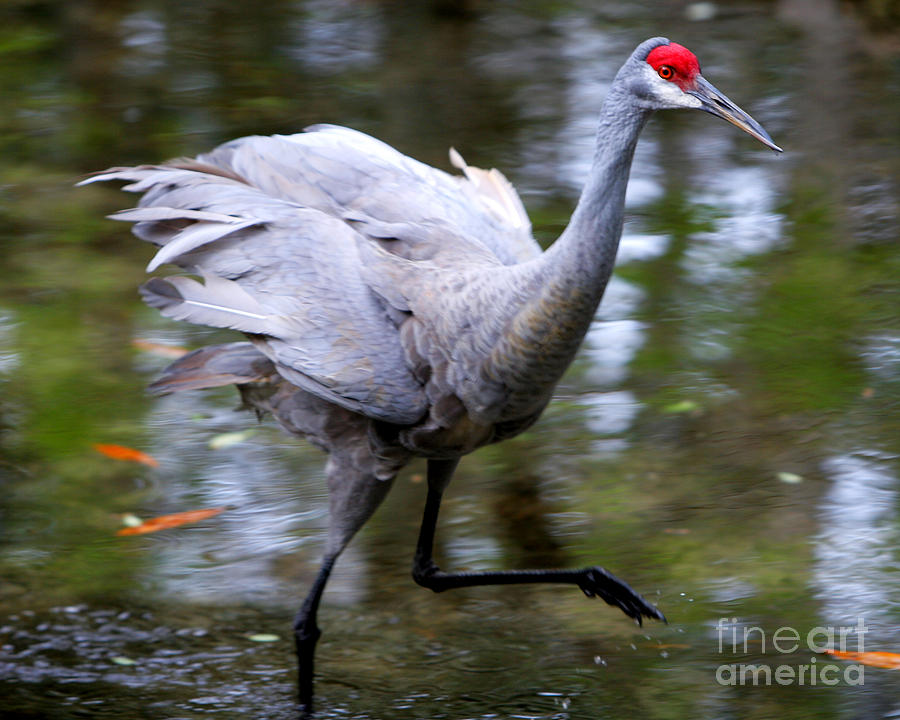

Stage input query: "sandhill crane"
[{"left": 82, "top": 37, "right": 780, "bottom": 713}]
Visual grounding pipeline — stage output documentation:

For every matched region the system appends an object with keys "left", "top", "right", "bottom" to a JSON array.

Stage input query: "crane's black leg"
[
  {"left": 412, "top": 458, "right": 665, "bottom": 625},
  {"left": 294, "top": 555, "right": 336, "bottom": 716},
  {"left": 292, "top": 455, "right": 397, "bottom": 716}
]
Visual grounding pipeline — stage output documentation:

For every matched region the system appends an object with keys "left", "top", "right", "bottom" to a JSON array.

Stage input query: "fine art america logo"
[{"left": 715, "top": 617, "right": 866, "bottom": 686}]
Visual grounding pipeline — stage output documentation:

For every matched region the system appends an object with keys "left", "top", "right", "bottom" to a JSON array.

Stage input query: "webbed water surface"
[{"left": 1, "top": 1, "right": 899, "bottom": 718}]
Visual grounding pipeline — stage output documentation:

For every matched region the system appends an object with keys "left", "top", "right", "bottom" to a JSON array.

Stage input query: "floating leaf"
[
  {"left": 116, "top": 507, "right": 226, "bottom": 536},
  {"left": 828, "top": 649, "right": 900, "bottom": 669},
  {"left": 777, "top": 471, "right": 803, "bottom": 484},
  {"left": 93, "top": 443, "right": 159, "bottom": 468},
  {"left": 662, "top": 400, "right": 700, "bottom": 414},
  {"left": 111, "top": 656, "right": 137, "bottom": 666},
  {"left": 208, "top": 429, "right": 255, "bottom": 450},
  {"left": 121, "top": 513, "right": 143, "bottom": 528},
  {"left": 131, "top": 338, "right": 190, "bottom": 358},
  {"left": 247, "top": 633, "right": 280, "bottom": 643}
]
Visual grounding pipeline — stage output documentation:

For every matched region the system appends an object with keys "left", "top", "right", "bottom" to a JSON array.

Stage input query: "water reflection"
[
  {"left": 0, "top": 312, "right": 20, "bottom": 374},
  {"left": 815, "top": 453, "right": 900, "bottom": 626},
  {"left": 292, "top": 0, "right": 383, "bottom": 75},
  {"left": 685, "top": 164, "right": 785, "bottom": 286},
  {"left": 583, "top": 270, "right": 648, "bottom": 393},
  {"left": 146, "top": 391, "right": 318, "bottom": 606}
]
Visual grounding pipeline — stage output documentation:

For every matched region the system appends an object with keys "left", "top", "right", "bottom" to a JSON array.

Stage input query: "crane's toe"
[{"left": 578, "top": 566, "right": 666, "bottom": 625}]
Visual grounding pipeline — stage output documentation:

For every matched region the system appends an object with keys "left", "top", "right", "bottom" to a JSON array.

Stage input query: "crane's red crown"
[{"left": 646, "top": 42, "right": 700, "bottom": 91}]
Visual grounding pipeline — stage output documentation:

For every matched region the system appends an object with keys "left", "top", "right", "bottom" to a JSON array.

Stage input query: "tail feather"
[
  {"left": 148, "top": 342, "right": 275, "bottom": 395},
  {"left": 139, "top": 274, "right": 290, "bottom": 337}
]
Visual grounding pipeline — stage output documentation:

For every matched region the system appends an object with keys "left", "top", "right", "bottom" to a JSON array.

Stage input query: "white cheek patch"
[
  {"left": 637, "top": 64, "right": 702, "bottom": 110},
  {"left": 662, "top": 81, "right": 701, "bottom": 109}
]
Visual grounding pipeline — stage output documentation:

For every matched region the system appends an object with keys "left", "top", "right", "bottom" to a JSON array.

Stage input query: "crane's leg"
[
  {"left": 412, "top": 458, "right": 665, "bottom": 625},
  {"left": 294, "top": 459, "right": 395, "bottom": 716},
  {"left": 294, "top": 554, "right": 335, "bottom": 715}
]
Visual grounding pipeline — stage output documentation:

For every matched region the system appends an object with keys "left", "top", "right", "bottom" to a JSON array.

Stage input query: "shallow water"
[{"left": 1, "top": 1, "right": 899, "bottom": 718}]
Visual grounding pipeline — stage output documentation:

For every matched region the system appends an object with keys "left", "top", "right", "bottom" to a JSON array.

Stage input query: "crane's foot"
[{"left": 577, "top": 566, "right": 666, "bottom": 625}]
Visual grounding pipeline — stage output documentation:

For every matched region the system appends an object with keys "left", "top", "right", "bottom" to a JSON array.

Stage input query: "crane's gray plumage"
[
  {"left": 82, "top": 36, "right": 780, "bottom": 713},
  {"left": 84, "top": 122, "right": 542, "bottom": 427}
]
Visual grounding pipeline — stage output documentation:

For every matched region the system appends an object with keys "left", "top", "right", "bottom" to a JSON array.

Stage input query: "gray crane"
[{"left": 82, "top": 37, "right": 780, "bottom": 713}]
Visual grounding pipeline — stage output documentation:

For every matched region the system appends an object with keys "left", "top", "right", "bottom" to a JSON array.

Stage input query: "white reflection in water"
[
  {"left": 143, "top": 387, "right": 331, "bottom": 607},
  {"left": 579, "top": 390, "right": 640, "bottom": 436},
  {"left": 848, "top": 176, "right": 900, "bottom": 245},
  {"left": 120, "top": 11, "right": 165, "bottom": 50},
  {"left": 580, "top": 274, "right": 647, "bottom": 387},
  {"left": 617, "top": 232, "right": 670, "bottom": 264},
  {"left": 685, "top": 164, "right": 784, "bottom": 287},
  {"left": 445, "top": 535, "right": 503, "bottom": 573},
  {"left": 0, "top": 310, "right": 20, "bottom": 374},
  {"left": 583, "top": 319, "right": 646, "bottom": 388},
  {"left": 815, "top": 453, "right": 900, "bottom": 635},
  {"left": 578, "top": 389, "right": 640, "bottom": 459},
  {"left": 118, "top": 11, "right": 166, "bottom": 76},
  {"left": 598, "top": 274, "right": 644, "bottom": 321},
  {"left": 625, "top": 173, "right": 664, "bottom": 209},
  {"left": 687, "top": 327, "right": 733, "bottom": 363},
  {"left": 862, "top": 334, "right": 900, "bottom": 380},
  {"left": 289, "top": 0, "right": 383, "bottom": 75}
]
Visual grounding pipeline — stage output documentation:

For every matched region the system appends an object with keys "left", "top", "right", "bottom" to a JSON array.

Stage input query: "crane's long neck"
[
  {"left": 488, "top": 82, "right": 650, "bottom": 403},
  {"left": 544, "top": 82, "right": 649, "bottom": 311},
  {"left": 543, "top": 86, "right": 649, "bottom": 286}
]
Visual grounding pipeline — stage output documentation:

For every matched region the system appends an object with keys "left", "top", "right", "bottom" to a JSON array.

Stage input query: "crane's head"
[{"left": 628, "top": 37, "right": 781, "bottom": 152}]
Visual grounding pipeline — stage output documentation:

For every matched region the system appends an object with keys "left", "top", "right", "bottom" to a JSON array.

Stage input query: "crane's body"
[{"left": 83, "top": 37, "right": 780, "bottom": 714}]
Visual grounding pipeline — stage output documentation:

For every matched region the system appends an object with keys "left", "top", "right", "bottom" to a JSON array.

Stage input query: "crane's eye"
[{"left": 658, "top": 65, "right": 674, "bottom": 80}]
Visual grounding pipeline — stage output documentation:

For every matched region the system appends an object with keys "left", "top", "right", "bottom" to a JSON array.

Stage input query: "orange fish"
[
  {"left": 93, "top": 443, "right": 159, "bottom": 468},
  {"left": 117, "top": 507, "right": 226, "bottom": 536},
  {"left": 827, "top": 649, "right": 900, "bottom": 669}
]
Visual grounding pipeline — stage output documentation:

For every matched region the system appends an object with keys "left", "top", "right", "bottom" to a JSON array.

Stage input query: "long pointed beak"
[{"left": 688, "top": 75, "right": 782, "bottom": 153}]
